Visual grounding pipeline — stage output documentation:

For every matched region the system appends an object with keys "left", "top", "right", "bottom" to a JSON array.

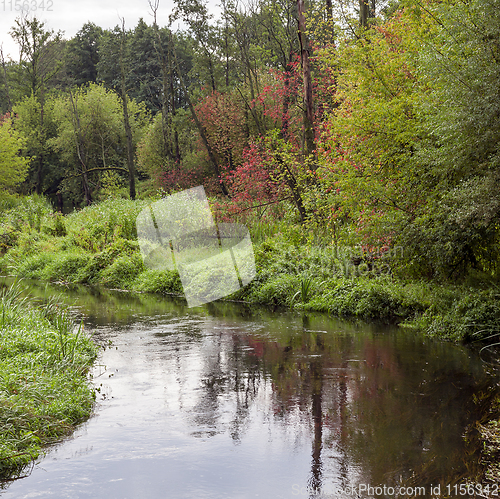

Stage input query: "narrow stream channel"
[{"left": 1, "top": 281, "right": 498, "bottom": 498}]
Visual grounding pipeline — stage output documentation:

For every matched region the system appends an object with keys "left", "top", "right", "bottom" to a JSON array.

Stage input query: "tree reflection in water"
[
  {"left": 176, "top": 308, "right": 495, "bottom": 495},
  {"left": 5, "top": 279, "right": 497, "bottom": 497}
]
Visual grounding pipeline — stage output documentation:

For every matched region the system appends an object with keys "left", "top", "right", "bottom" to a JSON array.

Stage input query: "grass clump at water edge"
[{"left": 0, "top": 281, "right": 98, "bottom": 482}]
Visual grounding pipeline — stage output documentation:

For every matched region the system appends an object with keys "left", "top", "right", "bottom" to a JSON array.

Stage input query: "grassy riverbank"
[
  {"left": 0, "top": 281, "right": 97, "bottom": 481},
  {"left": 1, "top": 195, "right": 499, "bottom": 345}
]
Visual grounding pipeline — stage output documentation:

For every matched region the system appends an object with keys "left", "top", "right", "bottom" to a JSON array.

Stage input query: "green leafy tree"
[
  {"left": 9, "top": 17, "right": 64, "bottom": 194},
  {"left": 96, "top": 26, "right": 125, "bottom": 90},
  {"left": 315, "top": 0, "right": 500, "bottom": 278},
  {"left": 9, "top": 17, "right": 63, "bottom": 99},
  {"left": 49, "top": 84, "right": 148, "bottom": 205},
  {"left": 0, "top": 114, "right": 30, "bottom": 192},
  {"left": 316, "top": 8, "right": 427, "bottom": 245},
  {"left": 397, "top": 0, "right": 500, "bottom": 277},
  {"left": 64, "top": 22, "right": 103, "bottom": 86},
  {"left": 127, "top": 19, "right": 163, "bottom": 114},
  {"left": 13, "top": 94, "right": 62, "bottom": 197},
  {"left": 0, "top": 45, "right": 13, "bottom": 113}
]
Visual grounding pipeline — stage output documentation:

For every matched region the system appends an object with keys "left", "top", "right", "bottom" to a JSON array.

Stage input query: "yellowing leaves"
[{"left": 0, "top": 116, "right": 30, "bottom": 191}]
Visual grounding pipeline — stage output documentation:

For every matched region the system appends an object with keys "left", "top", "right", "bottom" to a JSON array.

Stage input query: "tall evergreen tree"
[{"left": 65, "top": 22, "right": 102, "bottom": 86}]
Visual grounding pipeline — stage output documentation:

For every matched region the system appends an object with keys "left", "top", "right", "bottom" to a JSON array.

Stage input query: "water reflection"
[{"left": 0, "top": 279, "right": 498, "bottom": 498}]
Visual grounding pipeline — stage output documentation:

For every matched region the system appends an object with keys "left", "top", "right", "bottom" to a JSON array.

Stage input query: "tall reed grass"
[{"left": 0, "top": 281, "right": 97, "bottom": 480}]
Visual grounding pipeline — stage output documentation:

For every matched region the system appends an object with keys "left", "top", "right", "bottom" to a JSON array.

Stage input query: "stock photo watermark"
[
  {"left": 1, "top": 0, "right": 54, "bottom": 12},
  {"left": 330, "top": 244, "right": 403, "bottom": 278},
  {"left": 292, "top": 482, "right": 499, "bottom": 498},
  {"left": 136, "top": 185, "right": 256, "bottom": 307}
]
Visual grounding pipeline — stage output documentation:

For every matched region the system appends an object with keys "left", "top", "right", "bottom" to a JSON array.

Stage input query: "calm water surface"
[{"left": 1, "top": 281, "right": 498, "bottom": 499}]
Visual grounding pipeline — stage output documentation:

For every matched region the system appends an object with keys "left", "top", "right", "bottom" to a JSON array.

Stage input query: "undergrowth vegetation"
[
  {"left": 0, "top": 280, "right": 97, "bottom": 480},
  {"left": 1, "top": 195, "right": 500, "bottom": 348}
]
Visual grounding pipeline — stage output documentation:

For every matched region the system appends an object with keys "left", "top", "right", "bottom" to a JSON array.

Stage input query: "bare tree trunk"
[
  {"left": 224, "top": 32, "right": 230, "bottom": 88},
  {"left": 121, "top": 93, "right": 136, "bottom": 200},
  {"left": 171, "top": 77, "right": 181, "bottom": 163},
  {"left": 119, "top": 20, "right": 136, "bottom": 200},
  {"left": 207, "top": 55, "right": 217, "bottom": 92},
  {"left": 171, "top": 34, "right": 230, "bottom": 197},
  {"left": 297, "top": 0, "right": 315, "bottom": 160},
  {"left": 281, "top": 57, "right": 293, "bottom": 141},
  {"left": 82, "top": 170, "right": 92, "bottom": 206},
  {"left": 286, "top": 174, "right": 307, "bottom": 223},
  {"left": 68, "top": 91, "right": 92, "bottom": 205},
  {"left": 36, "top": 84, "right": 45, "bottom": 195},
  {"left": 150, "top": 1, "right": 174, "bottom": 161},
  {"left": 168, "top": 42, "right": 181, "bottom": 163},
  {"left": 326, "top": 0, "right": 333, "bottom": 22},
  {"left": 359, "top": 0, "right": 375, "bottom": 28},
  {"left": 359, "top": 0, "right": 369, "bottom": 28},
  {"left": 221, "top": 0, "right": 230, "bottom": 88},
  {"left": 325, "top": 0, "right": 334, "bottom": 40},
  {"left": 276, "top": 155, "right": 307, "bottom": 223},
  {"left": 161, "top": 47, "right": 173, "bottom": 161}
]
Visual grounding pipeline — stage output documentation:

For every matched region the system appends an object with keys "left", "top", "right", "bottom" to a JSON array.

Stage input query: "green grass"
[
  {"left": 0, "top": 281, "right": 97, "bottom": 480},
  {"left": 2, "top": 196, "right": 500, "bottom": 345},
  {"left": 133, "top": 269, "right": 183, "bottom": 294}
]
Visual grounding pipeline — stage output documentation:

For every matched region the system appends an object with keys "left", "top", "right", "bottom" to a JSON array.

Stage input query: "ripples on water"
[{"left": 1, "top": 281, "right": 498, "bottom": 498}]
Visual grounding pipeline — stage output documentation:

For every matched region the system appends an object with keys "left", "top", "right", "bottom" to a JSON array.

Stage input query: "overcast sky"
[{"left": 0, "top": 0, "right": 221, "bottom": 61}]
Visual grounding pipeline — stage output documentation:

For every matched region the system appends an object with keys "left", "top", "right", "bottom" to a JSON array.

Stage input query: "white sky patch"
[{"left": 0, "top": 0, "right": 221, "bottom": 61}]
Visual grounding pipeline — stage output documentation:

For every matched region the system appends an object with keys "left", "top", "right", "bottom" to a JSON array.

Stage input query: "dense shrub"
[
  {"left": 15, "top": 253, "right": 52, "bottom": 278},
  {"left": 65, "top": 198, "right": 146, "bottom": 252},
  {"left": 100, "top": 253, "right": 145, "bottom": 289},
  {"left": 250, "top": 273, "right": 301, "bottom": 307},
  {"left": 40, "top": 251, "right": 92, "bottom": 282},
  {"left": 133, "top": 269, "right": 182, "bottom": 294}
]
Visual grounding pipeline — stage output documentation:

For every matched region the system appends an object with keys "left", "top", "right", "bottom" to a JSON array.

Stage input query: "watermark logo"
[
  {"left": 1, "top": 0, "right": 55, "bottom": 13},
  {"left": 136, "top": 186, "right": 256, "bottom": 307}
]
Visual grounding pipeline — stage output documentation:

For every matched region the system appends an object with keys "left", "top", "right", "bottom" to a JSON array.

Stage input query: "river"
[{"left": 1, "top": 280, "right": 498, "bottom": 498}]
